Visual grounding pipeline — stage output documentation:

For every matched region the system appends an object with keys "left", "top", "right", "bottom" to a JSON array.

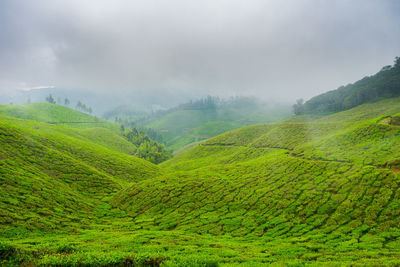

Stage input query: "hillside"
[
  {"left": 0, "top": 114, "right": 160, "bottom": 233},
  {"left": 110, "top": 97, "right": 291, "bottom": 151},
  {"left": 294, "top": 57, "right": 400, "bottom": 115},
  {"left": 113, "top": 98, "right": 400, "bottom": 265},
  {"left": 1, "top": 97, "right": 400, "bottom": 265},
  {"left": 0, "top": 102, "right": 119, "bottom": 131},
  {"left": 0, "top": 103, "right": 172, "bottom": 163}
]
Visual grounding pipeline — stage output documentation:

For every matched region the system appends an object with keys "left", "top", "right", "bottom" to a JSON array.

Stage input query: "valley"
[
  {"left": 1, "top": 94, "right": 400, "bottom": 265},
  {"left": 2, "top": 1, "right": 400, "bottom": 266}
]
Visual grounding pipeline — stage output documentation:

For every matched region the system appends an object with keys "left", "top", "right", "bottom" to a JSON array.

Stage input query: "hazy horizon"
[{"left": 1, "top": 0, "right": 400, "bottom": 104}]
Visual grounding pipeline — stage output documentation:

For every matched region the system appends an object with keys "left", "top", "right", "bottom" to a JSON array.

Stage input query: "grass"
[
  {"left": 0, "top": 114, "right": 160, "bottom": 232},
  {"left": 1, "top": 98, "right": 400, "bottom": 265},
  {"left": 0, "top": 102, "right": 120, "bottom": 132},
  {"left": 143, "top": 106, "right": 290, "bottom": 151}
]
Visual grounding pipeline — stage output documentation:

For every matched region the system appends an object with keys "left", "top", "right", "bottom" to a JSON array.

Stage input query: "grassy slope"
[
  {"left": 316, "top": 96, "right": 400, "bottom": 122},
  {"left": 0, "top": 103, "right": 119, "bottom": 131},
  {"left": 145, "top": 107, "right": 290, "bottom": 151},
  {"left": 283, "top": 96, "right": 400, "bottom": 123},
  {"left": 0, "top": 115, "right": 160, "bottom": 232},
  {"left": 71, "top": 127, "right": 137, "bottom": 155},
  {"left": 2, "top": 98, "right": 400, "bottom": 265},
  {"left": 0, "top": 103, "right": 137, "bottom": 155}
]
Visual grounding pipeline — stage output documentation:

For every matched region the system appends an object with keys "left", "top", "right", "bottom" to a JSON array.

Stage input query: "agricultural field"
[{"left": 1, "top": 98, "right": 400, "bottom": 266}]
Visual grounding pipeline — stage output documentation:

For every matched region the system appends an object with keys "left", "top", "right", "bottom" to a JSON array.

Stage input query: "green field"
[{"left": 1, "top": 97, "right": 400, "bottom": 266}]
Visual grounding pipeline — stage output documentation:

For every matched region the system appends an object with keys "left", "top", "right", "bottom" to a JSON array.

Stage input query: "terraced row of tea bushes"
[
  {"left": 115, "top": 149, "right": 400, "bottom": 239},
  {"left": 3, "top": 228, "right": 400, "bottom": 266},
  {"left": 0, "top": 116, "right": 160, "bottom": 231}
]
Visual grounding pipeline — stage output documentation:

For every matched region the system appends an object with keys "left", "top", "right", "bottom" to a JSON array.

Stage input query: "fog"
[{"left": 1, "top": 0, "right": 400, "bottom": 105}]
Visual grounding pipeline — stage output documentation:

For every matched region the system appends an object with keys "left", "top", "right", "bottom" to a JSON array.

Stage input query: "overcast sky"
[{"left": 1, "top": 0, "right": 400, "bottom": 102}]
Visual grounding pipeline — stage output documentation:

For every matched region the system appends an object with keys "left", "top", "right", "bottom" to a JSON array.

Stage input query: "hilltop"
[
  {"left": 0, "top": 102, "right": 119, "bottom": 131},
  {"left": 0, "top": 103, "right": 172, "bottom": 163}
]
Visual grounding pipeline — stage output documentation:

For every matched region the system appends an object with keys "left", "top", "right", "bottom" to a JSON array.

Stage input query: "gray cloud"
[{"left": 1, "top": 0, "right": 400, "bottom": 102}]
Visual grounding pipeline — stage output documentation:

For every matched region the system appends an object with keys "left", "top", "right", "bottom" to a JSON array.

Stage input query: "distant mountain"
[{"left": 294, "top": 57, "right": 400, "bottom": 115}]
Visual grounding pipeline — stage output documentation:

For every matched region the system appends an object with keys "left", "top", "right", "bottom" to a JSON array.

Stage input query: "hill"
[
  {"left": 294, "top": 56, "right": 400, "bottom": 115},
  {"left": 112, "top": 97, "right": 400, "bottom": 265},
  {"left": 0, "top": 102, "right": 120, "bottom": 132},
  {"left": 0, "top": 114, "right": 160, "bottom": 232},
  {"left": 0, "top": 103, "right": 172, "bottom": 163},
  {"left": 1, "top": 97, "right": 400, "bottom": 265},
  {"left": 109, "top": 96, "right": 291, "bottom": 151}
]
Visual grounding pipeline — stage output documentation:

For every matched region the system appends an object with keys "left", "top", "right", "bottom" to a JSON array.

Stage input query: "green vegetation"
[
  {"left": 124, "top": 127, "right": 172, "bottom": 164},
  {"left": 294, "top": 56, "right": 400, "bottom": 115},
  {"left": 0, "top": 103, "right": 117, "bottom": 131},
  {"left": 107, "top": 96, "right": 291, "bottom": 151},
  {"left": 0, "top": 103, "right": 172, "bottom": 163},
  {"left": 0, "top": 114, "right": 160, "bottom": 234},
  {"left": 1, "top": 93, "right": 400, "bottom": 265}
]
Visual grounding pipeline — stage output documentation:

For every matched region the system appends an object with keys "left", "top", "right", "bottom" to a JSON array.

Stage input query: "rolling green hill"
[
  {"left": 145, "top": 100, "right": 291, "bottom": 151},
  {"left": 0, "top": 115, "right": 160, "bottom": 231},
  {"left": 113, "top": 98, "right": 400, "bottom": 265},
  {"left": 109, "top": 97, "right": 291, "bottom": 151},
  {"left": 0, "top": 102, "right": 119, "bottom": 131},
  {"left": 0, "top": 103, "right": 172, "bottom": 163},
  {"left": 1, "top": 96, "right": 400, "bottom": 265}
]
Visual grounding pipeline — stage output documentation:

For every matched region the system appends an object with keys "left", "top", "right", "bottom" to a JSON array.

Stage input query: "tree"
[
  {"left": 64, "top": 98, "right": 70, "bottom": 106},
  {"left": 45, "top": 94, "right": 56, "bottom": 104},
  {"left": 292, "top": 99, "right": 304, "bottom": 115},
  {"left": 76, "top": 101, "right": 82, "bottom": 110},
  {"left": 123, "top": 127, "right": 172, "bottom": 164},
  {"left": 56, "top": 97, "right": 61, "bottom": 104},
  {"left": 394, "top": 56, "right": 400, "bottom": 69}
]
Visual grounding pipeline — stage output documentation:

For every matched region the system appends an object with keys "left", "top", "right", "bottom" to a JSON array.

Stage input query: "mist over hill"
[
  {"left": 0, "top": 87, "right": 204, "bottom": 115},
  {"left": 105, "top": 96, "right": 292, "bottom": 151},
  {"left": 1, "top": 60, "right": 400, "bottom": 264},
  {"left": 1, "top": 0, "right": 400, "bottom": 265}
]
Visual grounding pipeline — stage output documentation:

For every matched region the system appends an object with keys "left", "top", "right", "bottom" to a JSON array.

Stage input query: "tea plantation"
[{"left": 1, "top": 98, "right": 400, "bottom": 266}]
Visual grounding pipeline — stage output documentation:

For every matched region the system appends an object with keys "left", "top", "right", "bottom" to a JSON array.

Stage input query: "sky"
[{"left": 0, "top": 0, "right": 400, "bottom": 103}]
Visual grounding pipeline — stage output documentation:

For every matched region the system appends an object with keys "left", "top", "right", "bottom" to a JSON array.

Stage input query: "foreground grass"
[{"left": 2, "top": 226, "right": 400, "bottom": 266}]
